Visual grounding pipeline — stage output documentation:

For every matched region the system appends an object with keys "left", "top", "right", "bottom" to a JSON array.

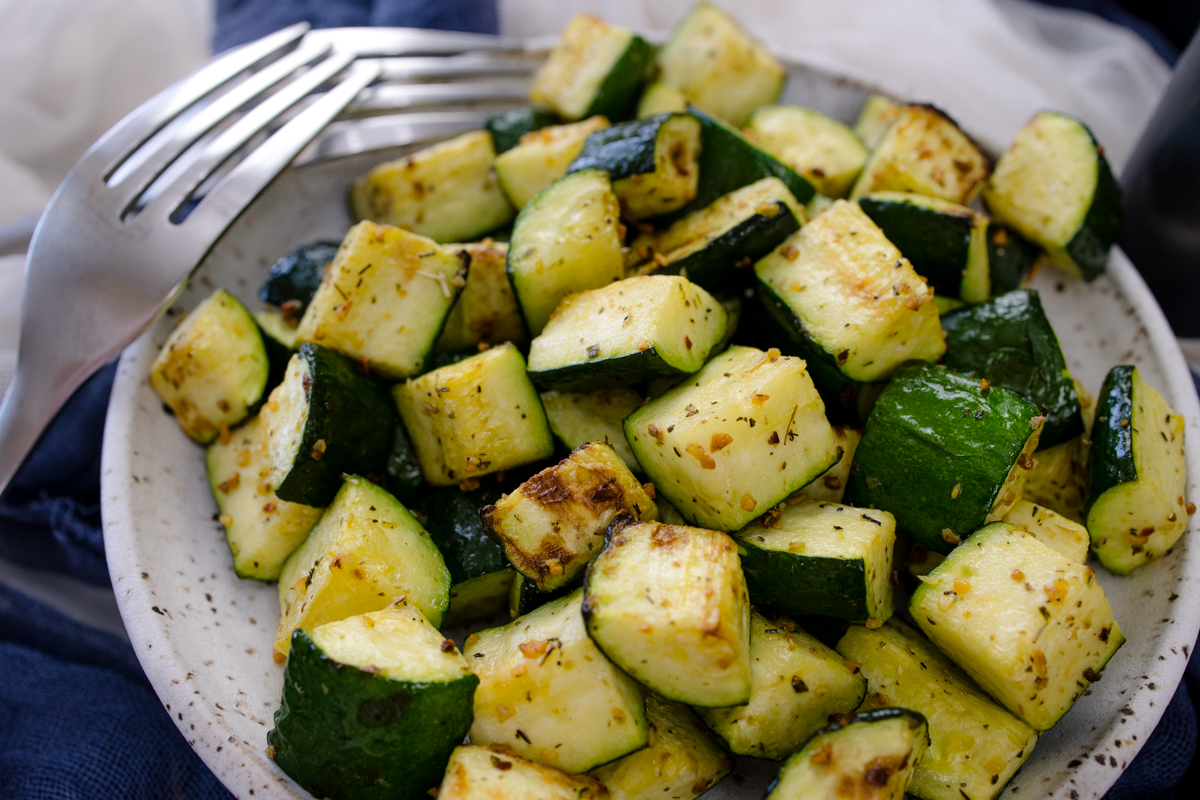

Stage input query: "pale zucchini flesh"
[
  {"left": 748, "top": 106, "right": 869, "bottom": 198},
  {"left": 540, "top": 387, "right": 644, "bottom": 473},
  {"left": 439, "top": 745, "right": 611, "bottom": 800},
  {"left": 495, "top": 116, "right": 611, "bottom": 209},
  {"left": 853, "top": 94, "right": 902, "bottom": 151},
  {"left": 1001, "top": 499, "right": 1089, "bottom": 563},
  {"left": 529, "top": 14, "right": 651, "bottom": 122},
  {"left": 637, "top": 82, "right": 688, "bottom": 118},
  {"left": 436, "top": 240, "right": 527, "bottom": 351},
  {"left": 797, "top": 427, "right": 860, "bottom": 504},
  {"left": 1023, "top": 436, "right": 1088, "bottom": 523}
]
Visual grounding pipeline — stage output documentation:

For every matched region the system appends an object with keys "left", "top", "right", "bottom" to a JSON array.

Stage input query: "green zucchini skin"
[
  {"left": 258, "top": 240, "right": 340, "bottom": 312},
  {"left": 940, "top": 290, "right": 1083, "bottom": 449},
  {"left": 857, "top": 195, "right": 974, "bottom": 298},
  {"left": 738, "top": 539, "right": 869, "bottom": 621},
  {"left": 1066, "top": 146, "right": 1123, "bottom": 280},
  {"left": 530, "top": 345, "right": 689, "bottom": 390},
  {"left": 384, "top": 421, "right": 425, "bottom": 502},
  {"left": 409, "top": 478, "right": 524, "bottom": 587},
  {"left": 987, "top": 223, "right": 1037, "bottom": 295},
  {"left": 269, "top": 629, "right": 478, "bottom": 800},
  {"left": 668, "top": 199, "right": 801, "bottom": 293},
  {"left": 844, "top": 361, "right": 1042, "bottom": 553},
  {"left": 568, "top": 112, "right": 683, "bottom": 180},
  {"left": 1088, "top": 365, "right": 1137, "bottom": 499},
  {"left": 585, "top": 35, "right": 654, "bottom": 121},
  {"left": 273, "top": 344, "right": 397, "bottom": 507},
  {"left": 681, "top": 108, "right": 815, "bottom": 216},
  {"left": 255, "top": 315, "right": 296, "bottom": 398},
  {"left": 486, "top": 107, "right": 560, "bottom": 154}
]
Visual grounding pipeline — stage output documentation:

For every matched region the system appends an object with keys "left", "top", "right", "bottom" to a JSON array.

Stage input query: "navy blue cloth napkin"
[{"left": 0, "top": 1, "right": 1196, "bottom": 798}]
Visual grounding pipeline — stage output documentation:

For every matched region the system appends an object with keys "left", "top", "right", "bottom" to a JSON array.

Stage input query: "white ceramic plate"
[{"left": 101, "top": 51, "right": 1200, "bottom": 800}]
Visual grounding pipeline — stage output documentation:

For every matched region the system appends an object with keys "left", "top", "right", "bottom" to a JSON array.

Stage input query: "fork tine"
[
  {"left": 141, "top": 51, "right": 365, "bottom": 222},
  {"left": 179, "top": 60, "right": 382, "bottom": 238},
  {"left": 107, "top": 42, "right": 334, "bottom": 210},
  {"left": 295, "top": 111, "right": 497, "bottom": 165},
  {"left": 79, "top": 23, "right": 311, "bottom": 184},
  {"left": 375, "top": 54, "right": 539, "bottom": 80},
  {"left": 347, "top": 80, "right": 530, "bottom": 114}
]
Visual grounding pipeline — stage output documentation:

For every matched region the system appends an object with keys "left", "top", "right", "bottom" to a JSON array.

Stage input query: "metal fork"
[{"left": 0, "top": 24, "right": 536, "bottom": 494}]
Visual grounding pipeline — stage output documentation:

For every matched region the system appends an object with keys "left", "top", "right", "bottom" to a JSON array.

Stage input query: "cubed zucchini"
[
  {"left": 268, "top": 601, "right": 477, "bottom": 800},
  {"left": 435, "top": 240, "right": 527, "bottom": 351},
  {"left": 149, "top": 289, "right": 269, "bottom": 443},
  {"left": 940, "top": 289, "right": 1083, "bottom": 449},
  {"left": 530, "top": 14, "right": 653, "bottom": 122},
  {"left": 910, "top": 522, "right": 1124, "bottom": 730},
  {"left": 697, "top": 611, "right": 866, "bottom": 759},
  {"left": 506, "top": 169, "right": 625, "bottom": 335},
  {"left": 274, "top": 476, "right": 450, "bottom": 657},
  {"left": 254, "top": 308, "right": 299, "bottom": 397},
  {"left": 845, "top": 361, "right": 1043, "bottom": 554},
  {"left": 853, "top": 94, "right": 902, "bottom": 150},
  {"left": 1087, "top": 365, "right": 1189, "bottom": 574},
  {"left": 1023, "top": 436, "right": 1088, "bottom": 523},
  {"left": 735, "top": 501, "right": 896, "bottom": 622},
  {"left": 850, "top": 104, "right": 990, "bottom": 205},
  {"left": 637, "top": 82, "right": 687, "bottom": 118},
  {"left": 858, "top": 192, "right": 990, "bottom": 302},
  {"left": 206, "top": 415, "right": 323, "bottom": 581},
  {"left": 486, "top": 106, "right": 561, "bottom": 154},
  {"left": 481, "top": 441, "right": 656, "bottom": 590},
  {"left": 837, "top": 619, "right": 1039, "bottom": 800},
  {"left": 624, "top": 345, "right": 839, "bottom": 531},
  {"left": 798, "top": 427, "right": 861, "bottom": 504},
  {"left": 765, "top": 709, "right": 928, "bottom": 800},
  {"left": 632, "top": 176, "right": 804, "bottom": 293},
  {"left": 394, "top": 343, "right": 554, "bottom": 487},
  {"left": 754, "top": 200, "right": 944, "bottom": 422},
  {"left": 295, "top": 221, "right": 466, "bottom": 379},
  {"left": 982, "top": 111, "right": 1122, "bottom": 281},
  {"left": 748, "top": 106, "right": 869, "bottom": 198},
  {"left": 1001, "top": 499, "right": 1089, "bottom": 563},
  {"left": 583, "top": 520, "right": 752, "bottom": 706},
  {"left": 567, "top": 112, "right": 702, "bottom": 219},
  {"left": 540, "top": 387, "right": 644, "bottom": 473},
  {"left": 655, "top": 2, "right": 785, "bottom": 127},
  {"left": 590, "top": 690, "right": 733, "bottom": 800},
  {"left": 495, "top": 116, "right": 611, "bottom": 209},
  {"left": 350, "top": 130, "right": 515, "bottom": 242},
  {"left": 466, "top": 588, "right": 649, "bottom": 772},
  {"left": 527, "top": 275, "right": 727, "bottom": 389},
  {"left": 438, "top": 744, "right": 610, "bottom": 800},
  {"left": 987, "top": 223, "right": 1038, "bottom": 295},
  {"left": 258, "top": 240, "right": 340, "bottom": 315},
  {"left": 260, "top": 344, "right": 396, "bottom": 507}
]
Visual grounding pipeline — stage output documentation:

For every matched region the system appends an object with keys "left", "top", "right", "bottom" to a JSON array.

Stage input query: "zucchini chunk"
[
  {"left": 910, "top": 522, "right": 1125, "bottom": 730},
  {"left": 798, "top": 427, "right": 861, "bottom": 504},
  {"left": 1024, "top": 436, "right": 1088, "bottom": 522},
  {"left": 837, "top": 619, "right": 1039, "bottom": 800},
  {"left": 583, "top": 520, "right": 752, "bottom": 706},
  {"left": 850, "top": 104, "right": 990, "bottom": 205},
  {"left": 529, "top": 14, "right": 653, "bottom": 122},
  {"left": 274, "top": 476, "right": 451, "bottom": 657},
  {"left": 754, "top": 199, "right": 944, "bottom": 422},
  {"left": 940, "top": 289, "right": 1083, "bottom": 449},
  {"left": 268, "top": 601, "right": 477, "bottom": 800},
  {"left": 527, "top": 275, "right": 727, "bottom": 389},
  {"left": 507, "top": 572, "right": 573, "bottom": 619},
  {"left": 150, "top": 289, "right": 269, "bottom": 443},
  {"left": 735, "top": 501, "right": 896, "bottom": 622},
  {"left": 567, "top": 113, "right": 702, "bottom": 219},
  {"left": 591, "top": 690, "right": 733, "bottom": 800},
  {"left": 350, "top": 130, "right": 515, "bottom": 242},
  {"left": 857, "top": 192, "right": 990, "bottom": 302},
  {"left": 637, "top": 82, "right": 687, "bottom": 118},
  {"left": 439, "top": 744, "right": 610, "bottom": 800},
  {"left": 625, "top": 345, "right": 839, "bottom": 531},
  {"left": 987, "top": 223, "right": 1038, "bottom": 295},
  {"left": 467, "top": 589, "right": 649, "bottom": 772},
  {"left": 254, "top": 310, "right": 299, "bottom": 395},
  {"left": 495, "top": 116, "right": 611, "bottom": 209},
  {"left": 436, "top": 240, "right": 527, "bottom": 351},
  {"left": 1001, "top": 499, "right": 1089, "bottom": 563},
  {"left": 853, "top": 94, "right": 902, "bottom": 150},
  {"left": 698, "top": 611, "right": 867, "bottom": 759},
  {"left": 766, "top": 709, "right": 928, "bottom": 800},
  {"left": 1087, "top": 365, "right": 1189, "bottom": 574},
  {"left": 261, "top": 344, "right": 396, "bottom": 507},
  {"left": 295, "top": 221, "right": 466, "bottom": 379},
  {"left": 507, "top": 169, "right": 625, "bottom": 335},
  {"left": 206, "top": 415, "right": 323, "bottom": 581},
  {"left": 845, "top": 362, "right": 1043, "bottom": 554},
  {"left": 486, "top": 106, "right": 561, "bottom": 154},
  {"left": 631, "top": 177, "right": 804, "bottom": 293},
  {"left": 983, "top": 111, "right": 1122, "bottom": 281},
  {"left": 394, "top": 343, "right": 554, "bottom": 487},
  {"left": 481, "top": 441, "right": 657, "bottom": 591},
  {"left": 540, "top": 387, "right": 644, "bottom": 473},
  {"left": 748, "top": 106, "right": 869, "bottom": 198},
  {"left": 258, "top": 240, "right": 339, "bottom": 314},
  {"left": 655, "top": 2, "right": 785, "bottom": 127}
]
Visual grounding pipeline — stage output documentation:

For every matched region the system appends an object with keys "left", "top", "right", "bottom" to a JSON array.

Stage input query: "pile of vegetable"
[{"left": 148, "top": 4, "right": 1189, "bottom": 799}]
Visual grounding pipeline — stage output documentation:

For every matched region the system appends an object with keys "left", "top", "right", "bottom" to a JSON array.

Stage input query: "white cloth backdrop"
[{"left": 0, "top": 0, "right": 1174, "bottom": 633}]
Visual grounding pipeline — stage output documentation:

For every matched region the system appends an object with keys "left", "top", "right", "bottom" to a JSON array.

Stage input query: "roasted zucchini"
[
  {"left": 1001, "top": 499, "right": 1089, "bottom": 563},
  {"left": 435, "top": 240, "right": 527, "bottom": 351},
  {"left": 486, "top": 106, "right": 561, "bottom": 154},
  {"left": 540, "top": 387, "right": 644, "bottom": 473},
  {"left": 748, "top": 106, "right": 869, "bottom": 198},
  {"left": 495, "top": 116, "right": 611, "bottom": 209},
  {"left": 853, "top": 94, "right": 902, "bottom": 150},
  {"left": 438, "top": 744, "right": 610, "bottom": 800},
  {"left": 258, "top": 240, "right": 340, "bottom": 315}
]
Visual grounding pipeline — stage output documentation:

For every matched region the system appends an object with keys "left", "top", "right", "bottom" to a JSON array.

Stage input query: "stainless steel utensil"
[{"left": 0, "top": 25, "right": 535, "bottom": 494}]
